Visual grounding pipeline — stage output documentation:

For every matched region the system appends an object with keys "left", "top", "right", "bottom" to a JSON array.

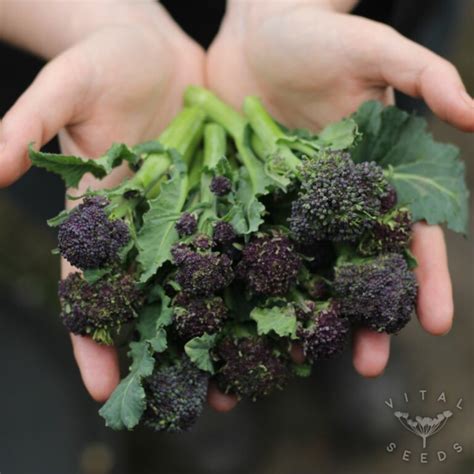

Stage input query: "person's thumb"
[
  {"left": 365, "top": 21, "right": 474, "bottom": 131},
  {"left": 0, "top": 52, "right": 87, "bottom": 187}
]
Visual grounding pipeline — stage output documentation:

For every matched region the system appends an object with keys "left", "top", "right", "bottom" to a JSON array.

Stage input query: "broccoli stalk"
[
  {"left": 198, "top": 123, "right": 228, "bottom": 235},
  {"left": 133, "top": 106, "right": 206, "bottom": 199},
  {"left": 184, "top": 86, "right": 266, "bottom": 195},
  {"left": 243, "top": 96, "right": 302, "bottom": 175}
]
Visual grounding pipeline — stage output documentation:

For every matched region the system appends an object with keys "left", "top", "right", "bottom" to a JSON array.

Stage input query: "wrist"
[
  {"left": 0, "top": 1, "right": 178, "bottom": 59},
  {"left": 226, "top": 0, "right": 358, "bottom": 20}
]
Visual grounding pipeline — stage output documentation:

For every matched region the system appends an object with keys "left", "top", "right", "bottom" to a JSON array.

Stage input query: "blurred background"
[{"left": 0, "top": 1, "right": 472, "bottom": 473}]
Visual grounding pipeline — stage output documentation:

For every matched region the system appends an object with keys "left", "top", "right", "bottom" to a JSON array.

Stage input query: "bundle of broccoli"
[{"left": 29, "top": 86, "right": 469, "bottom": 433}]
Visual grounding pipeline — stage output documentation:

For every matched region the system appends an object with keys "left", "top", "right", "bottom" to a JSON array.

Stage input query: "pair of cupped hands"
[{"left": 1, "top": 0, "right": 472, "bottom": 411}]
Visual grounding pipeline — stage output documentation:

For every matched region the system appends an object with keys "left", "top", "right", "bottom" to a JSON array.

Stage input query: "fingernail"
[{"left": 460, "top": 89, "right": 474, "bottom": 108}]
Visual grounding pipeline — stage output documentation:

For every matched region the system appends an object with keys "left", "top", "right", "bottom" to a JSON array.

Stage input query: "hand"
[
  {"left": 0, "top": 4, "right": 205, "bottom": 403},
  {"left": 207, "top": 0, "right": 473, "bottom": 383}
]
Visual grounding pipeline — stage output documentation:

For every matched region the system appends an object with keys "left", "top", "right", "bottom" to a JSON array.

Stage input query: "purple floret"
[
  {"left": 236, "top": 234, "right": 301, "bottom": 296},
  {"left": 212, "top": 221, "right": 236, "bottom": 246},
  {"left": 380, "top": 184, "right": 398, "bottom": 213},
  {"left": 210, "top": 176, "right": 232, "bottom": 196},
  {"left": 175, "top": 212, "right": 197, "bottom": 237},
  {"left": 359, "top": 208, "right": 413, "bottom": 256},
  {"left": 58, "top": 272, "right": 141, "bottom": 344},
  {"left": 58, "top": 196, "right": 129, "bottom": 270},
  {"left": 334, "top": 253, "right": 417, "bottom": 334},
  {"left": 290, "top": 152, "right": 392, "bottom": 243},
  {"left": 173, "top": 292, "right": 229, "bottom": 340},
  {"left": 297, "top": 302, "right": 350, "bottom": 362},
  {"left": 143, "top": 356, "right": 208, "bottom": 433},
  {"left": 172, "top": 245, "right": 234, "bottom": 296},
  {"left": 193, "top": 234, "right": 213, "bottom": 250},
  {"left": 215, "top": 337, "right": 291, "bottom": 400}
]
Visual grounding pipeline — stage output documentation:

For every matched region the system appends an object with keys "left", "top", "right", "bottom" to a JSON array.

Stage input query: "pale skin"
[{"left": 1, "top": 0, "right": 472, "bottom": 413}]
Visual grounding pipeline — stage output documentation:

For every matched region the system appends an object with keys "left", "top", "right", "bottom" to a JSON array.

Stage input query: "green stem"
[
  {"left": 185, "top": 86, "right": 246, "bottom": 139},
  {"left": 203, "top": 123, "right": 227, "bottom": 168},
  {"left": 199, "top": 123, "right": 227, "bottom": 233},
  {"left": 187, "top": 149, "right": 204, "bottom": 193},
  {"left": 133, "top": 106, "right": 206, "bottom": 198},
  {"left": 185, "top": 86, "right": 266, "bottom": 195},
  {"left": 243, "top": 96, "right": 301, "bottom": 172}
]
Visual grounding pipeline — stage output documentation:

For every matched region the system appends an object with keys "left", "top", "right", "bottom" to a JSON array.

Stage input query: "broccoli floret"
[
  {"left": 193, "top": 234, "right": 213, "bottom": 250},
  {"left": 58, "top": 271, "right": 141, "bottom": 344},
  {"left": 380, "top": 184, "right": 398, "bottom": 213},
  {"left": 173, "top": 292, "right": 229, "bottom": 340},
  {"left": 212, "top": 221, "right": 236, "bottom": 246},
  {"left": 236, "top": 233, "right": 301, "bottom": 296},
  {"left": 215, "top": 336, "right": 291, "bottom": 400},
  {"left": 358, "top": 207, "right": 413, "bottom": 256},
  {"left": 210, "top": 176, "right": 232, "bottom": 196},
  {"left": 142, "top": 356, "right": 208, "bottom": 433},
  {"left": 290, "top": 152, "right": 392, "bottom": 243},
  {"left": 175, "top": 212, "right": 197, "bottom": 237},
  {"left": 333, "top": 253, "right": 417, "bottom": 334},
  {"left": 297, "top": 301, "right": 350, "bottom": 362},
  {"left": 58, "top": 196, "right": 129, "bottom": 270},
  {"left": 172, "top": 244, "right": 234, "bottom": 296}
]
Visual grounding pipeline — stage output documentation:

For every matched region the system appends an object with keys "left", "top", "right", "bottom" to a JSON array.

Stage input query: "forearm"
[{"left": 0, "top": 0, "right": 177, "bottom": 59}]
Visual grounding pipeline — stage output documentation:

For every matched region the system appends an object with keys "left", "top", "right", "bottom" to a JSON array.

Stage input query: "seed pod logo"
[{"left": 393, "top": 410, "right": 453, "bottom": 448}]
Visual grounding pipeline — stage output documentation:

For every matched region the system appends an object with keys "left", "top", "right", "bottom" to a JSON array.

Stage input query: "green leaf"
[
  {"left": 149, "top": 328, "right": 167, "bottom": 353},
  {"left": 137, "top": 158, "right": 188, "bottom": 282},
  {"left": 137, "top": 288, "right": 173, "bottom": 338},
  {"left": 351, "top": 101, "right": 469, "bottom": 234},
  {"left": 99, "top": 341, "right": 155, "bottom": 430},
  {"left": 250, "top": 305, "right": 298, "bottom": 339},
  {"left": 279, "top": 118, "right": 359, "bottom": 154},
  {"left": 227, "top": 167, "right": 265, "bottom": 235},
  {"left": 317, "top": 118, "right": 360, "bottom": 150},
  {"left": 293, "top": 363, "right": 312, "bottom": 378},
  {"left": 404, "top": 248, "right": 418, "bottom": 270},
  {"left": 29, "top": 143, "right": 139, "bottom": 188},
  {"left": 82, "top": 267, "right": 112, "bottom": 285},
  {"left": 184, "top": 333, "right": 217, "bottom": 374}
]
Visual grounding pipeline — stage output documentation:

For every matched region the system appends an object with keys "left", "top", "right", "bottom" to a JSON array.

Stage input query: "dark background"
[{"left": 0, "top": 1, "right": 472, "bottom": 473}]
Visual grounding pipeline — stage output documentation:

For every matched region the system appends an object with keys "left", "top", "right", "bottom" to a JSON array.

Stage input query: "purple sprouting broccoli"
[
  {"left": 175, "top": 212, "right": 197, "bottom": 237},
  {"left": 58, "top": 271, "right": 141, "bottom": 344},
  {"left": 215, "top": 336, "right": 291, "bottom": 400},
  {"left": 193, "top": 234, "right": 213, "bottom": 250},
  {"left": 210, "top": 176, "right": 232, "bottom": 196},
  {"left": 380, "top": 184, "right": 398, "bottom": 213},
  {"left": 171, "top": 244, "right": 234, "bottom": 296},
  {"left": 173, "top": 292, "right": 229, "bottom": 340},
  {"left": 236, "top": 233, "right": 301, "bottom": 296},
  {"left": 358, "top": 207, "right": 413, "bottom": 256},
  {"left": 58, "top": 196, "right": 129, "bottom": 270},
  {"left": 289, "top": 151, "right": 393, "bottom": 243},
  {"left": 333, "top": 253, "right": 417, "bottom": 334},
  {"left": 297, "top": 301, "right": 350, "bottom": 362},
  {"left": 142, "top": 356, "right": 209, "bottom": 433},
  {"left": 212, "top": 221, "right": 236, "bottom": 246}
]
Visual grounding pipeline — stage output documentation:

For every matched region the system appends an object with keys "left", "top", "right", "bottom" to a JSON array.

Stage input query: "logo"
[{"left": 384, "top": 390, "right": 464, "bottom": 464}]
